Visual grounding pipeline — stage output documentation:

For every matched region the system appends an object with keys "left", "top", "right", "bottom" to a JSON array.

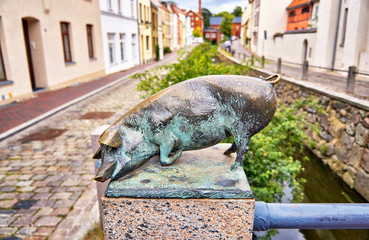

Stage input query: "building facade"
[
  {"left": 138, "top": 0, "right": 153, "bottom": 63},
  {"left": 99, "top": 0, "right": 140, "bottom": 74},
  {"left": 0, "top": 0, "right": 104, "bottom": 106}
]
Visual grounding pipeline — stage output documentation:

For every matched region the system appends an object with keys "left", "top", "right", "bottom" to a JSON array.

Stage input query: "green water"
[{"left": 299, "top": 149, "right": 369, "bottom": 240}]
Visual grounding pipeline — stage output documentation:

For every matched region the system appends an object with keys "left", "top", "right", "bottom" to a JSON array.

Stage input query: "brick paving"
[
  {"left": 0, "top": 52, "right": 179, "bottom": 239},
  {"left": 0, "top": 52, "right": 176, "bottom": 135}
]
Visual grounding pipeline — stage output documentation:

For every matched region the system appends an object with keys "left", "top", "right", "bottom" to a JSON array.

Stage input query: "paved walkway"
[
  {"left": 230, "top": 39, "right": 369, "bottom": 100},
  {"left": 0, "top": 52, "right": 179, "bottom": 239}
]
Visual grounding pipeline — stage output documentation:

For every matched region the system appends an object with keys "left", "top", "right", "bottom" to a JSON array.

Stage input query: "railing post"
[
  {"left": 346, "top": 65, "right": 356, "bottom": 94},
  {"left": 261, "top": 56, "right": 265, "bottom": 68},
  {"left": 277, "top": 58, "right": 282, "bottom": 73},
  {"left": 302, "top": 60, "right": 308, "bottom": 80}
]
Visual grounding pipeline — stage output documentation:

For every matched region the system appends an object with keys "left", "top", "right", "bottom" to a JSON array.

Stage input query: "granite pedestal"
[{"left": 101, "top": 143, "right": 255, "bottom": 239}]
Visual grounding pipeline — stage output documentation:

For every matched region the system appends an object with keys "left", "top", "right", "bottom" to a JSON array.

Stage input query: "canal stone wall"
[{"left": 274, "top": 82, "right": 369, "bottom": 201}]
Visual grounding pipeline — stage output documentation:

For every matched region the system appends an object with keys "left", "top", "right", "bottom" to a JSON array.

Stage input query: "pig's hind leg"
[
  {"left": 230, "top": 136, "right": 250, "bottom": 171},
  {"left": 159, "top": 137, "right": 183, "bottom": 166}
]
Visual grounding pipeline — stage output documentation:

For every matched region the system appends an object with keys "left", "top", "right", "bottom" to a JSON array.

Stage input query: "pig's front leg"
[{"left": 159, "top": 135, "right": 183, "bottom": 166}]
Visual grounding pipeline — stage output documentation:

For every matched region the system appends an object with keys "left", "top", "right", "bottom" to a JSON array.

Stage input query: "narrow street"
[
  {"left": 230, "top": 39, "right": 369, "bottom": 100},
  {"left": 0, "top": 52, "right": 179, "bottom": 239}
]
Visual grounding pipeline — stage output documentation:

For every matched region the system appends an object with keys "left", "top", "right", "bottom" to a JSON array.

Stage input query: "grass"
[{"left": 83, "top": 223, "right": 104, "bottom": 240}]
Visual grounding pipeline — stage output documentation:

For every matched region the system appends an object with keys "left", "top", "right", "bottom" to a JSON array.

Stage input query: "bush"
[
  {"left": 163, "top": 46, "right": 172, "bottom": 55},
  {"left": 133, "top": 43, "right": 310, "bottom": 204},
  {"left": 134, "top": 42, "right": 254, "bottom": 98}
]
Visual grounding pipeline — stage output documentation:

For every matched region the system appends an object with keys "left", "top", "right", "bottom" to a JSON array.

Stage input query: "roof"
[
  {"left": 203, "top": 28, "right": 221, "bottom": 33},
  {"left": 233, "top": 17, "right": 241, "bottom": 23},
  {"left": 161, "top": 4, "right": 170, "bottom": 13},
  {"left": 186, "top": 10, "right": 203, "bottom": 18},
  {"left": 210, "top": 17, "right": 223, "bottom": 26},
  {"left": 286, "top": 0, "right": 313, "bottom": 10}
]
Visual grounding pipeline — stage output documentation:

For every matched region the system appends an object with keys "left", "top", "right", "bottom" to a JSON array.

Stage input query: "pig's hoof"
[
  {"left": 223, "top": 150, "right": 232, "bottom": 155},
  {"left": 230, "top": 162, "right": 240, "bottom": 171}
]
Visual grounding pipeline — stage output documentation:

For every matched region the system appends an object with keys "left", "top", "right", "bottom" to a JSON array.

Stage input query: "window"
[
  {"left": 107, "top": 0, "right": 112, "bottom": 11},
  {"left": 196, "top": 17, "right": 199, "bottom": 21},
  {"left": 146, "top": 35, "right": 149, "bottom": 50},
  {"left": 289, "top": 11, "right": 295, "bottom": 17},
  {"left": 301, "top": 7, "right": 310, "bottom": 14},
  {"left": 132, "top": 34, "right": 137, "bottom": 57},
  {"left": 61, "top": 22, "right": 72, "bottom": 63},
  {"left": 120, "top": 33, "right": 125, "bottom": 61},
  {"left": 205, "top": 33, "right": 209, "bottom": 38},
  {"left": 131, "top": 0, "right": 135, "bottom": 18},
  {"left": 340, "top": 8, "right": 348, "bottom": 47},
  {"left": 314, "top": 6, "right": 319, "bottom": 18},
  {"left": 0, "top": 39, "right": 6, "bottom": 81},
  {"left": 86, "top": 25, "right": 94, "bottom": 58},
  {"left": 139, "top": 4, "right": 142, "bottom": 22},
  {"left": 118, "top": 0, "right": 121, "bottom": 14},
  {"left": 212, "top": 33, "right": 216, "bottom": 38},
  {"left": 108, "top": 33, "right": 116, "bottom": 64}
]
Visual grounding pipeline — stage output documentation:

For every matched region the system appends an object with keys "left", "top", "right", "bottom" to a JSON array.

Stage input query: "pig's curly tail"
[{"left": 260, "top": 74, "right": 281, "bottom": 87}]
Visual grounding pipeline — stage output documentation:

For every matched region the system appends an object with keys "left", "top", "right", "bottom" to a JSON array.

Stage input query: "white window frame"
[
  {"left": 107, "top": 33, "right": 116, "bottom": 64},
  {"left": 120, "top": 33, "right": 126, "bottom": 61}
]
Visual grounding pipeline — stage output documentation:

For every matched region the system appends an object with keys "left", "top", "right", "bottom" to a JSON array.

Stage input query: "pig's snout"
[{"left": 94, "top": 145, "right": 118, "bottom": 182}]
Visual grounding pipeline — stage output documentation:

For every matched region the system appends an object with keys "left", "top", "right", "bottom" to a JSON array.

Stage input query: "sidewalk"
[
  {"left": 0, "top": 51, "right": 179, "bottom": 240},
  {"left": 0, "top": 52, "right": 177, "bottom": 139},
  {"left": 230, "top": 39, "right": 369, "bottom": 100}
]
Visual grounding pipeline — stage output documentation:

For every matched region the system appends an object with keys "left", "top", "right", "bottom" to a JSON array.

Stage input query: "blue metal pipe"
[{"left": 253, "top": 201, "right": 369, "bottom": 231}]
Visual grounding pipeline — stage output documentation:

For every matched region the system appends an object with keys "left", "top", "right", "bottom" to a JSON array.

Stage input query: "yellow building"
[
  {"left": 0, "top": 0, "right": 105, "bottom": 106},
  {"left": 151, "top": 2, "right": 159, "bottom": 60},
  {"left": 161, "top": 3, "right": 172, "bottom": 51},
  {"left": 138, "top": 0, "right": 153, "bottom": 64}
]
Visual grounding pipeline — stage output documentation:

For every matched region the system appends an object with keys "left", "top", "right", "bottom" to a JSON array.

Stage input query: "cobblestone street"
[{"left": 0, "top": 53, "right": 178, "bottom": 239}]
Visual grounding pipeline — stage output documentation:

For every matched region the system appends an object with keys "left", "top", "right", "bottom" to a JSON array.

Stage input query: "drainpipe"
[
  {"left": 136, "top": 0, "right": 142, "bottom": 65},
  {"left": 330, "top": 0, "right": 343, "bottom": 70}
]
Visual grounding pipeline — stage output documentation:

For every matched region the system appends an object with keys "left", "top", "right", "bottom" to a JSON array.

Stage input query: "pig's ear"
[
  {"left": 99, "top": 129, "right": 122, "bottom": 148},
  {"left": 93, "top": 145, "right": 102, "bottom": 159}
]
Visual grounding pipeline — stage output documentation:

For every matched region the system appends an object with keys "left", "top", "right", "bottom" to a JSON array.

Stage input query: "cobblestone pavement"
[
  {"left": 230, "top": 39, "right": 369, "bottom": 100},
  {"left": 0, "top": 52, "right": 179, "bottom": 239}
]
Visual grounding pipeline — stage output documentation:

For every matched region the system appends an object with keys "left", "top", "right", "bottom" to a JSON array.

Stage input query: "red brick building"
[
  {"left": 210, "top": 17, "right": 242, "bottom": 39},
  {"left": 187, "top": 0, "right": 203, "bottom": 35},
  {"left": 203, "top": 28, "right": 223, "bottom": 43},
  {"left": 232, "top": 17, "right": 241, "bottom": 39},
  {"left": 286, "top": 0, "right": 314, "bottom": 31}
]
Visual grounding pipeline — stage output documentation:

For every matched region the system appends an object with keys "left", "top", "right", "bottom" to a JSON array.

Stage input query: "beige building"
[
  {"left": 138, "top": 0, "right": 153, "bottom": 64},
  {"left": 0, "top": 0, "right": 104, "bottom": 106}
]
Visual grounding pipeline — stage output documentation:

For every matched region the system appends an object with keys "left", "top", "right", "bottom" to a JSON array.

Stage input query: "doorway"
[{"left": 22, "top": 18, "right": 45, "bottom": 92}]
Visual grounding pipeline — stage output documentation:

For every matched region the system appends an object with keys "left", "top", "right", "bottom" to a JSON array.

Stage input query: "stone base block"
[
  {"left": 101, "top": 144, "right": 255, "bottom": 239},
  {"left": 102, "top": 197, "right": 254, "bottom": 239}
]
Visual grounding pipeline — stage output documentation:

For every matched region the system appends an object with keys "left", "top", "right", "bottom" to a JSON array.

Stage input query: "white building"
[
  {"left": 245, "top": 0, "right": 369, "bottom": 73},
  {"left": 99, "top": 0, "right": 140, "bottom": 74}
]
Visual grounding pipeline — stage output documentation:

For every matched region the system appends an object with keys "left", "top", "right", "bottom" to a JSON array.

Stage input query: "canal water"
[{"left": 269, "top": 149, "right": 369, "bottom": 240}]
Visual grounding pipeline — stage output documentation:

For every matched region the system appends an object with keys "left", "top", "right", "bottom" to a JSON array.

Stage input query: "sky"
[{"left": 176, "top": 0, "right": 247, "bottom": 15}]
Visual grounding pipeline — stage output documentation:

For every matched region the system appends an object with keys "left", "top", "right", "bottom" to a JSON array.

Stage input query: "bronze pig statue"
[{"left": 93, "top": 74, "right": 280, "bottom": 182}]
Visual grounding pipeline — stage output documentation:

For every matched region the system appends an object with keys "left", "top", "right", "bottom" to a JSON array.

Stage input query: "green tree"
[
  {"left": 216, "top": 12, "right": 234, "bottom": 38},
  {"left": 193, "top": 27, "right": 202, "bottom": 37},
  {"left": 231, "top": 6, "right": 243, "bottom": 17},
  {"left": 201, "top": 8, "right": 212, "bottom": 29}
]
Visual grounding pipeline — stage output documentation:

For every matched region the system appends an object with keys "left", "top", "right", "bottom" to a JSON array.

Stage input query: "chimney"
[{"left": 199, "top": 0, "right": 201, "bottom": 16}]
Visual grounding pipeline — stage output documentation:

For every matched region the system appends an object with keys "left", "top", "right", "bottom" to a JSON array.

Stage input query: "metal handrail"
[{"left": 253, "top": 201, "right": 369, "bottom": 231}]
